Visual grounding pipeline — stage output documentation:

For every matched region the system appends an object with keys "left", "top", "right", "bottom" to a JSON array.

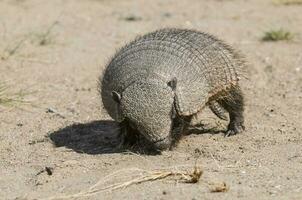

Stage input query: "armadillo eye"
[
  {"left": 167, "top": 77, "right": 177, "bottom": 91},
  {"left": 111, "top": 91, "right": 121, "bottom": 103}
]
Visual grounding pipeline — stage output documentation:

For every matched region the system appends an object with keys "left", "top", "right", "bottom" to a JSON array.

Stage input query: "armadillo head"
[{"left": 112, "top": 79, "right": 176, "bottom": 150}]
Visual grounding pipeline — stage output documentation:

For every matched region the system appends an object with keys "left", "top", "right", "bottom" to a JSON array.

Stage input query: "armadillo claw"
[{"left": 225, "top": 122, "right": 245, "bottom": 137}]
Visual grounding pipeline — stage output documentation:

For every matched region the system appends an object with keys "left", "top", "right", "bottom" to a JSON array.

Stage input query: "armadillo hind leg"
[
  {"left": 209, "top": 101, "right": 228, "bottom": 121},
  {"left": 217, "top": 85, "right": 245, "bottom": 137}
]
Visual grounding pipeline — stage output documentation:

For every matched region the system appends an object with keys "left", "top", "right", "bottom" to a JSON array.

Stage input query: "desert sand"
[{"left": 0, "top": 0, "right": 301, "bottom": 199}]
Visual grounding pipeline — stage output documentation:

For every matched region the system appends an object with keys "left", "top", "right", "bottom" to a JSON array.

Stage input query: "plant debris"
[
  {"left": 36, "top": 167, "right": 54, "bottom": 176},
  {"left": 123, "top": 15, "right": 142, "bottom": 21},
  {"left": 209, "top": 182, "right": 229, "bottom": 193},
  {"left": 262, "top": 29, "right": 294, "bottom": 41},
  {"left": 0, "top": 81, "right": 30, "bottom": 107},
  {"left": 273, "top": 0, "right": 302, "bottom": 5},
  {"left": 39, "top": 165, "right": 202, "bottom": 200}
]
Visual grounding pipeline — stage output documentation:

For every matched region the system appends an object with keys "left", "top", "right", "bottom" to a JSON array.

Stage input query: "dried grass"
[
  {"left": 0, "top": 81, "right": 30, "bottom": 107},
  {"left": 262, "top": 29, "right": 294, "bottom": 41},
  {"left": 273, "top": 0, "right": 302, "bottom": 5},
  {"left": 40, "top": 165, "right": 203, "bottom": 200}
]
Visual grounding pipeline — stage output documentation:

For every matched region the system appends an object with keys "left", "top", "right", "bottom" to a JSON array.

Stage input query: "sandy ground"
[{"left": 0, "top": 0, "right": 302, "bottom": 199}]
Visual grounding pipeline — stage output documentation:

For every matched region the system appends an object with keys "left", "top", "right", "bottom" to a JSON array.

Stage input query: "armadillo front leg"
[
  {"left": 117, "top": 121, "right": 140, "bottom": 148},
  {"left": 170, "top": 115, "right": 192, "bottom": 149},
  {"left": 217, "top": 85, "right": 245, "bottom": 137}
]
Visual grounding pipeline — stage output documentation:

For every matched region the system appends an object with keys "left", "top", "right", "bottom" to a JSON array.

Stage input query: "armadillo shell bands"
[{"left": 101, "top": 28, "right": 243, "bottom": 119}]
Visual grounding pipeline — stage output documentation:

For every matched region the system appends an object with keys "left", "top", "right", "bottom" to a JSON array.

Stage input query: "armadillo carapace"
[{"left": 100, "top": 28, "right": 246, "bottom": 150}]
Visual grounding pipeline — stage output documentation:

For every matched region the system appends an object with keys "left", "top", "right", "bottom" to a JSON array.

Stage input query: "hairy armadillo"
[{"left": 100, "top": 28, "right": 246, "bottom": 150}]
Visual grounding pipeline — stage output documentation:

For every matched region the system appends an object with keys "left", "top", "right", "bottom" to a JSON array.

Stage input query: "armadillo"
[{"left": 100, "top": 28, "right": 246, "bottom": 150}]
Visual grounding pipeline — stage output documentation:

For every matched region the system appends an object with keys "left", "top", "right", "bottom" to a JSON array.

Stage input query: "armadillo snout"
[{"left": 153, "top": 137, "right": 172, "bottom": 150}]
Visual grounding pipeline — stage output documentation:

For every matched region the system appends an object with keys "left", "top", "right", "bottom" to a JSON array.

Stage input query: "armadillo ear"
[
  {"left": 111, "top": 91, "right": 121, "bottom": 103},
  {"left": 167, "top": 77, "right": 177, "bottom": 91}
]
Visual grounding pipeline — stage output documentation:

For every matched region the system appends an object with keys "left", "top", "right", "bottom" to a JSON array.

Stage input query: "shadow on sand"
[
  {"left": 49, "top": 120, "right": 225, "bottom": 155},
  {"left": 49, "top": 120, "right": 123, "bottom": 155},
  {"left": 49, "top": 120, "right": 162, "bottom": 155}
]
